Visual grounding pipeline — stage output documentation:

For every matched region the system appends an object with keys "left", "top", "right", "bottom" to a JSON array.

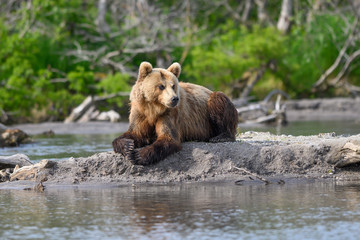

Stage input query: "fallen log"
[
  {"left": 64, "top": 96, "right": 93, "bottom": 123},
  {"left": 0, "top": 154, "right": 33, "bottom": 169}
]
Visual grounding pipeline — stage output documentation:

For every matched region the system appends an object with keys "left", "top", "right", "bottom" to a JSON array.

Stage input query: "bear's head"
[{"left": 132, "top": 62, "right": 181, "bottom": 108}]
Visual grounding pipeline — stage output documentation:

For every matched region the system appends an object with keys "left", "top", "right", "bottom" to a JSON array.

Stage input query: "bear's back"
[{"left": 177, "top": 82, "right": 213, "bottom": 142}]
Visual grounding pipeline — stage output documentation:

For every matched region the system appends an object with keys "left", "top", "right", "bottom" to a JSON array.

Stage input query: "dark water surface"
[{"left": 1, "top": 181, "right": 360, "bottom": 240}]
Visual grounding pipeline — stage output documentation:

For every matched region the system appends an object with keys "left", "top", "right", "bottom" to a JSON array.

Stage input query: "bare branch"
[
  {"left": 331, "top": 49, "right": 360, "bottom": 86},
  {"left": 313, "top": 16, "right": 359, "bottom": 88}
]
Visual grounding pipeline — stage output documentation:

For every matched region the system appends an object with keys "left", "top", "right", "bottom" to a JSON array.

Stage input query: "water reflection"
[{"left": 1, "top": 181, "right": 360, "bottom": 239}]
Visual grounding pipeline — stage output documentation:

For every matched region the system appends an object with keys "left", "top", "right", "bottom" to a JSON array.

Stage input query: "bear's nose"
[{"left": 171, "top": 96, "right": 179, "bottom": 107}]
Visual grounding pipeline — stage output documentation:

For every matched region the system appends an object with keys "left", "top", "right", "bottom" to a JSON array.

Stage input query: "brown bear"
[{"left": 112, "top": 62, "right": 238, "bottom": 165}]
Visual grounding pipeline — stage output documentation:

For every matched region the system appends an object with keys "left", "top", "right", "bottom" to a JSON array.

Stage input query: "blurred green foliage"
[
  {"left": 0, "top": 1, "right": 130, "bottom": 122},
  {"left": 0, "top": 1, "right": 359, "bottom": 122},
  {"left": 185, "top": 24, "right": 286, "bottom": 98}
]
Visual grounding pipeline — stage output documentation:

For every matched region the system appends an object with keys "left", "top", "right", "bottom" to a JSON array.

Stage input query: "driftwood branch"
[
  {"left": 334, "top": 141, "right": 360, "bottom": 168},
  {"left": 10, "top": 159, "right": 55, "bottom": 182},
  {"left": 233, "top": 166, "right": 285, "bottom": 185},
  {"left": 232, "top": 166, "right": 271, "bottom": 184}
]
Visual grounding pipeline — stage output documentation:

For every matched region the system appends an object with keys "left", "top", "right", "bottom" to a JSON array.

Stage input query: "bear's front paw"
[
  {"left": 113, "top": 138, "right": 133, "bottom": 155},
  {"left": 123, "top": 140, "right": 142, "bottom": 165}
]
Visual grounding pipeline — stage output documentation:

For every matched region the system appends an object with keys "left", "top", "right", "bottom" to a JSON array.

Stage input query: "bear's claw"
[{"left": 123, "top": 140, "right": 142, "bottom": 165}]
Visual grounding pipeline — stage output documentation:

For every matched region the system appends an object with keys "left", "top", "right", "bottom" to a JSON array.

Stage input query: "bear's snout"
[{"left": 170, "top": 96, "right": 179, "bottom": 107}]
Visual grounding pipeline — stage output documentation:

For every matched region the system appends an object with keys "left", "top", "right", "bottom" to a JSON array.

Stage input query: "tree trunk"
[
  {"left": 96, "top": 0, "right": 110, "bottom": 33},
  {"left": 241, "top": 0, "right": 253, "bottom": 22},
  {"left": 277, "top": 0, "right": 293, "bottom": 33},
  {"left": 255, "top": 0, "right": 268, "bottom": 24}
]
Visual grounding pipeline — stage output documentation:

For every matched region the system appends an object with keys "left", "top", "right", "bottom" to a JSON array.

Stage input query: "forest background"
[{"left": 1, "top": 0, "right": 360, "bottom": 123}]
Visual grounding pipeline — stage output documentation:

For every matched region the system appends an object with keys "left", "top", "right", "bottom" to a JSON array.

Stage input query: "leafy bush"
[
  {"left": 0, "top": 2, "right": 131, "bottom": 122},
  {"left": 184, "top": 24, "right": 286, "bottom": 99},
  {"left": 282, "top": 14, "right": 350, "bottom": 98}
]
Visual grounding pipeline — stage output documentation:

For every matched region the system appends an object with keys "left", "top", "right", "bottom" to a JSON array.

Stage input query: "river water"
[
  {"left": 1, "top": 181, "right": 360, "bottom": 239},
  {"left": 1, "top": 120, "right": 360, "bottom": 239}
]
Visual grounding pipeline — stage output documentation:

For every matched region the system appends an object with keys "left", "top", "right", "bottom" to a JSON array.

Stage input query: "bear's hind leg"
[{"left": 208, "top": 92, "right": 238, "bottom": 142}]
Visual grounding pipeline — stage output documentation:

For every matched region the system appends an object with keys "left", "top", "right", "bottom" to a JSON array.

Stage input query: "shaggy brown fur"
[{"left": 113, "top": 62, "right": 238, "bottom": 165}]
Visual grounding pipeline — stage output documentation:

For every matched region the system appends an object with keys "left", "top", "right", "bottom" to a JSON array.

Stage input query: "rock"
[
  {"left": 41, "top": 130, "right": 55, "bottom": 136},
  {"left": 0, "top": 129, "right": 31, "bottom": 147},
  {"left": 0, "top": 154, "right": 33, "bottom": 169},
  {"left": 96, "top": 110, "right": 120, "bottom": 122},
  {"left": 108, "top": 110, "right": 121, "bottom": 122}
]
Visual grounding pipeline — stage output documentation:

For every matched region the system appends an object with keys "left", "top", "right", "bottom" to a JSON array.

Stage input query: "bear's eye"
[
  {"left": 172, "top": 85, "right": 176, "bottom": 90},
  {"left": 158, "top": 85, "right": 165, "bottom": 90}
]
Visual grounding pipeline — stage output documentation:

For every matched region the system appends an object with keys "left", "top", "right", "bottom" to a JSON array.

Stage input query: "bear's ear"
[
  {"left": 167, "top": 62, "right": 181, "bottom": 78},
  {"left": 138, "top": 62, "right": 153, "bottom": 81}
]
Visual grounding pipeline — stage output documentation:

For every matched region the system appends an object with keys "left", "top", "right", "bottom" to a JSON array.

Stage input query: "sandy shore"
[{"left": 1, "top": 132, "right": 359, "bottom": 190}]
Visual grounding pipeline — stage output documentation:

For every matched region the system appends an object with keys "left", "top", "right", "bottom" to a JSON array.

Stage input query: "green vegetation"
[{"left": 0, "top": 1, "right": 359, "bottom": 123}]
